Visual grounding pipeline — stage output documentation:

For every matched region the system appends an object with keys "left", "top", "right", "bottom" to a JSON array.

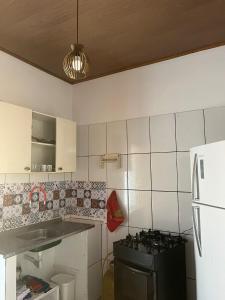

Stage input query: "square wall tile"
[
  {"left": 177, "top": 152, "right": 191, "bottom": 192},
  {"left": 107, "top": 189, "right": 128, "bottom": 226},
  {"left": 89, "top": 123, "right": 106, "bottom": 155},
  {"left": 107, "top": 225, "right": 128, "bottom": 254},
  {"left": 64, "top": 173, "right": 72, "bottom": 181},
  {"left": 127, "top": 117, "right": 150, "bottom": 154},
  {"left": 129, "top": 190, "right": 152, "bottom": 229},
  {"left": 176, "top": 110, "right": 205, "bottom": 151},
  {"left": 0, "top": 174, "right": 5, "bottom": 184},
  {"left": 128, "top": 154, "right": 151, "bottom": 190},
  {"left": 5, "top": 174, "right": 30, "bottom": 184},
  {"left": 151, "top": 153, "right": 177, "bottom": 191},
  {"left": 48, "top": 173, "right": 64, "bottom": 182},
  {"left": 185, "top": 235, "right": 196, "bottom": 279},
  {"left": 204, "top": 106, "right": 225, "bottom": 143},
  {"left": 72, "top": 157, "right": 88, "bottom": 181},
  {"left": 179, "top": 192, "right": 192, "bottom": 233},
  {"left": 107, "top": 120, "right": 127, "bottom": 154},
  {"left": 150, "top": 113, "right": 176, "bottom": 152},
  {"left": 152, "top": 191, "right": 179, "bottom": 232},
  {"left": 107, "top": 155, "right": 127, "bottom": 189},
  {"left": 30, "top": 173, "right": 48, "bottom": 183},
  {"left": 89, "top": 156, "right": 106, "bottom": 182},
  {"left": 77, "top": 125, "right": 89, "bottom": 156}
]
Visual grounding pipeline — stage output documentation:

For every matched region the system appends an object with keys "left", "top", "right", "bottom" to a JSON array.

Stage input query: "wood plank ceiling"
[{"left": 0, "top": 0, "right": 225, "bottom": 84}]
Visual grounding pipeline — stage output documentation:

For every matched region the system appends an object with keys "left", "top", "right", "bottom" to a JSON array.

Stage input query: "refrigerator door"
[
  {"left": 193, "top": 203, "right": 225, "bottom": 300},
  {"left": 191, "top": 140, "right": 225, "bottom": 208}
]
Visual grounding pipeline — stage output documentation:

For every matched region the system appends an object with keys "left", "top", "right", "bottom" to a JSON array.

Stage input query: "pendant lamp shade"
[
  {"left": 63, "top": 43, "right": 89, "bottom": 80},
  {"left": 63, "top": 0, "right": 89, "bottom": 80}
]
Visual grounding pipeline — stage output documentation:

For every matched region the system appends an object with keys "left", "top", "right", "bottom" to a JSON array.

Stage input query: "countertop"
[{"left": 0, "top": 218, "right": 94, "bottom": 258}]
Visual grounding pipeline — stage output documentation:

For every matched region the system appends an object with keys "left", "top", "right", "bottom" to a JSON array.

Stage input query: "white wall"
[
  {"left": 72, "top": 46, "right": 225, "bottom": 124},
  {"left": 0, "top": 51, "right": 73, "bottom": 119}
]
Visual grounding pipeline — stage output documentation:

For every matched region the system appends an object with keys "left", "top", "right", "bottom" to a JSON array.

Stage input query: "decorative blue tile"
[
  {"left": 59, "top": 199, "right": 66, "bottom": 208},
  {"left": 31, "top": 192, "right": 39, "bottom": 202},
  {"left": 53, "top": 200, "right": 59, "bottom": 210},
  {"left": 0, "top": 180, "right": 106, "bottom": 231},
  {"left": 84, "top": 190, "right": 91, "bottom": 198},
  {"left": 46, "top": 200, "right": 53, "bottom": 210}
]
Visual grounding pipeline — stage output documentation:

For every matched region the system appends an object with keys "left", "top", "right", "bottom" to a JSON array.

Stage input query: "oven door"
[{"left": 114, "top": 259, "right": 156, "bottom": 300}]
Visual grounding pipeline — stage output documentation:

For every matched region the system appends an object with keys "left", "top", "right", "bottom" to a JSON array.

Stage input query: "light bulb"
[{"left": 72, "top": 55, "right": 83, "bottom": 71}]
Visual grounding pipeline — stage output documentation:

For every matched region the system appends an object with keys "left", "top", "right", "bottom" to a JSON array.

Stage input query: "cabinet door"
[
  {"left": 56, "top": 117, "right": 76, "bottom": 172},
  {"left": 0, "top": 102, "right": 32, "bottom": 173}
]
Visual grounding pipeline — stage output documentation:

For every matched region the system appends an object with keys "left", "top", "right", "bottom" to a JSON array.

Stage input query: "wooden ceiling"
[{"left": 0, "top": 0, "right": 225, "bottom": 84}]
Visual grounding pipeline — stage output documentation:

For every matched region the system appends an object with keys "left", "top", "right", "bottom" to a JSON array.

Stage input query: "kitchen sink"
[{"left": 16, "top": 229, "right": 59, "bottom": 241}]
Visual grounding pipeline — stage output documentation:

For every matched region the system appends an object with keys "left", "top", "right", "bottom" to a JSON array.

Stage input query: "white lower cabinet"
[
  {"left": 67, "top": 217, "right": 103, "bottom": 300},
  {"left": 1, "top": 232, "right": 89, "bottom": 300}
]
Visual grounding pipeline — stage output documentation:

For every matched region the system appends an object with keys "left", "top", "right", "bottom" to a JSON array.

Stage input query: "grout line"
[
  {"left": 87, "top": 125, "right": 90, "bottom": 181},
  {"left": 105, "top": 122, "right": 108, "bottom": 189},
  {"left": 174, "top": 113, "right": 181, "bottom": 234},
  {"left": 105, "top": 187, "right": 191, "bottom": 193},
  {"left": 105, "top": 122, "right": 108, "bottom": 266},
  {"left": 83, "top": 151, "right": 190, "bottom": 157},
  {"left": 149, "top": 116, "right": 154, "bottom": 229},
  {"left": 125, "top": 120, "right": 130, "bottom": 228},
  {"left": 202, "top": 109, "right": 207, "bottom": 144}
]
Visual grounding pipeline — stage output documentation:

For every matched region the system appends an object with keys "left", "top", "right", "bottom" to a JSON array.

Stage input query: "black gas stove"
[{"left": 113, "top": 230, "right": 187, "bottom": 300}]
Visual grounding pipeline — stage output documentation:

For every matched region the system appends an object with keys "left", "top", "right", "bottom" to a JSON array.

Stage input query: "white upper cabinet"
[
  {"left": 0, "top": 101, "right": 32, "bottom": 173},
  {"left": 0, "top": 101, "right": 76, "bottom": 174},
  {"left": 56, "top": 117, "right": 76, "bottom": 172}
]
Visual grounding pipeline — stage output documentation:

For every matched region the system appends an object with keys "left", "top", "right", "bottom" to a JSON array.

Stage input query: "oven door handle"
[{"left": 127, "top": 265, "right": 150, "bottom": 276}]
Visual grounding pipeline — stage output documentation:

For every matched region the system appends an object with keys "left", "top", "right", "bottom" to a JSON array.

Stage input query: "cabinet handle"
[
  {"left": 58, "top": 167, "right": 63, "bottom": 171},
  {"left": 24, "top": 166, "right": 30, "bottom": 171}
]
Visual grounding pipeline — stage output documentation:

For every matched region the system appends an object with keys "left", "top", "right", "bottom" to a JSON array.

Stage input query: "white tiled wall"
[
  {"left": 74, "top": 105, "right": 225, "bottom": 300},
  {"left": 1, "top": 172, "right": 73, "bottom": 185}
]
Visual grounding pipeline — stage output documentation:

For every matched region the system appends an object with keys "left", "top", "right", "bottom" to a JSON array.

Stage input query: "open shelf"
[{"left": 31, "top": 112, "right": 56, "bottom": 172}]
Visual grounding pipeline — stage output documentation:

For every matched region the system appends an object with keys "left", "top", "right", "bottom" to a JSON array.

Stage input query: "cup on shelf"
[
  {"left": 41, "top": 164, "right": 47, "bottom": 172},
  {"left": 47, "top": 165, "right": 53, "bottom": 172},
  {"left": 32, "top": 163, "right": 40, "bottom": 172}
]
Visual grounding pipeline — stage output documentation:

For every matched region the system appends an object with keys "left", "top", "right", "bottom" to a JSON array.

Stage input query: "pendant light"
[{"left": 63, "top": 0, "right": 89, "bottom": 80}]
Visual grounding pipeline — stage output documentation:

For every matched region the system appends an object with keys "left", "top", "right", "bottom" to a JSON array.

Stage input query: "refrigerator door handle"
[
  {"left": 192, "top": 153, "right": 200, "bottom": 201},
  {"left": 192, "top": 206, "right": 202, "bottom": 257}
]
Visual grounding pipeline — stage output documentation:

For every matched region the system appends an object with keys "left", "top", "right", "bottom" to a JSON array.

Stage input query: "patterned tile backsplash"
[{"left": 0, "top": 180, "right": 106, "bottom": 232}]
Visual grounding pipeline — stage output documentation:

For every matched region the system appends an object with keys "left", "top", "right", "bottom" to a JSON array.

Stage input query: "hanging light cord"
[{"left": 76, "top": 0, "right": 79, "bottom": 44}]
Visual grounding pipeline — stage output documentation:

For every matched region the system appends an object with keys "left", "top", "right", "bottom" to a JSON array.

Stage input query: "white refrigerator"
[{"left": 191, "top": 140, "right": 225, "bottom": 300}]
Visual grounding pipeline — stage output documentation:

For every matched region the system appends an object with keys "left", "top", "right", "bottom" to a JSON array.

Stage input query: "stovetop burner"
[{"left": 117, "top": 229, "right": 186, "bottom": 255}]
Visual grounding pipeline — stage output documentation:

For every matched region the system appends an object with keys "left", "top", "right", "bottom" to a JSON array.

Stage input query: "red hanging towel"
[{"left": 107, "top": 191, "right": 124, "bottom": 232}]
